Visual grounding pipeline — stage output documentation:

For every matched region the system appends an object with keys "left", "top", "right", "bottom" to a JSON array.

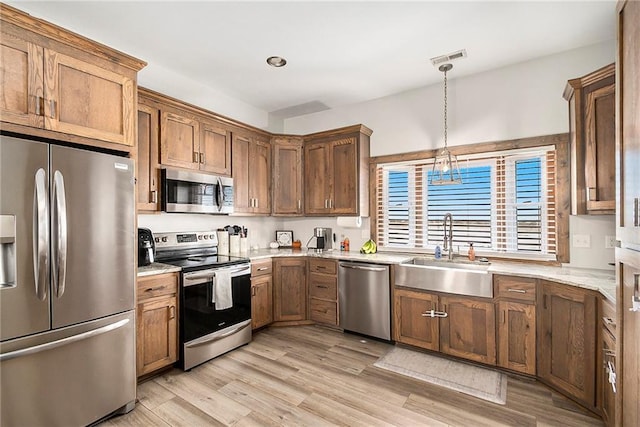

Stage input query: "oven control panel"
[{"left": 154, "top": 231, "right": 218, "bottom": 251}]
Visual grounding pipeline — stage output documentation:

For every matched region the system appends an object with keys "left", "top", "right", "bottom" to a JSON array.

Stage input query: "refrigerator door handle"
[
  {"left": 33, "top": 168, "right": 49, "bottom": 301},
  {"left": 52, "top": 170, "right": 68, "bottom": 298},
  {"left": 0, "top": 318, "right": 130, "bottom": 362}
]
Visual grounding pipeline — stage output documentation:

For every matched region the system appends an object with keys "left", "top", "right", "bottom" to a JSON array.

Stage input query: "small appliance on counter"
[
  {"left": 138, "top": 228, "right": 155, "bottom": 266},
  {"left": 308, "top": 227, "right": 333, "bottom": 252}
]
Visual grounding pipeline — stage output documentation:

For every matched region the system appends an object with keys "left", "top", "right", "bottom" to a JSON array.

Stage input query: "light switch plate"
[{"left": 572, "top": 234, "right": 591, "bottom": 248}]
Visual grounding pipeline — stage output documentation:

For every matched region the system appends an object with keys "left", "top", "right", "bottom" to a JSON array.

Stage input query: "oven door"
[
  {"left": 162, "top": 169, "right": 234, "bottom": 214},
  {"left": 181, "top": 264, "right": 251, "bottom": 343}
]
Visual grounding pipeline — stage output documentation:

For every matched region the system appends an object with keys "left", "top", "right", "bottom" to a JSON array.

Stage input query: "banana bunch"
[{"left": 360, "top": 239, "right": 377, "bottom": 254}]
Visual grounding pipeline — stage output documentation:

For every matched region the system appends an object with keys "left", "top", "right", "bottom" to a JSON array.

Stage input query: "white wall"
[
  {"left": 282, "top": 41, "right": 617, "bottom": 269},
  {"left": 567, "top": 215, "right": 616, "bottom": 270}
]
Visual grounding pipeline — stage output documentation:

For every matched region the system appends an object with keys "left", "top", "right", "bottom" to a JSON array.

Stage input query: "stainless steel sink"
[{"left": 395, "top": 257, "right": 493, "bottom": 298}]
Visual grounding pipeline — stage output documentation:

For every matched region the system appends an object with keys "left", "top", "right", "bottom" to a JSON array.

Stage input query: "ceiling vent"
[{"left": 430, "top": 49, "right": 467, "bottom": 67}]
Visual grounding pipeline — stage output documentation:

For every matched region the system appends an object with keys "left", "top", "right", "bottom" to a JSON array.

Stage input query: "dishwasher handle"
[{"left": 339, "top": 263, "right": 387, "bottom": 272}]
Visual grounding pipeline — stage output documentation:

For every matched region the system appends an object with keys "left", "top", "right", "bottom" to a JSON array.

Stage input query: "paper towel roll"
[{"left": 336, "top": 216, "right": 362, "bottom": 228}]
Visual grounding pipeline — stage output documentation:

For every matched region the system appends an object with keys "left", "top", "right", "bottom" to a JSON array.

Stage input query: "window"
[{"left": 375, "top": 146, "right": 557, "bottom": 259}]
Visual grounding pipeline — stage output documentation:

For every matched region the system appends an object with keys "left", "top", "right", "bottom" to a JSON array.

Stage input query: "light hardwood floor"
[{"left": 103, "top": 325, "right": 603, "bottom": 426}]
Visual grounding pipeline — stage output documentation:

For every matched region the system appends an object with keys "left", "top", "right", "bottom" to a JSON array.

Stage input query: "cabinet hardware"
[
  {"left": 251, "top": 286, "right": 256, "bottom": 296},
  {"left": 168, "top": 305, "right": 176, "bottom": 319},
  {"left": 634, "top": 197, "right": 639, "bottom": 227},
  {"left": 145, "top": 286, "right": 166, "bottom": 292},
  {"left": 586, "top": 187, "right": 596, "bottom": 202},
  {"left": 543, "top": 294, "right": 547, "bottom": 309},
  {"left": 34, "top": 95, "right": 44, "bottom": 116},
  {"left": 421, "top": 309, "right": 448, "bottom": 318},
  {"left": 254, "top": 198, "right": 259, "bottom": 208},
  {"left": 631, "top": 274, "right": 640, "bottom": 312},
  {"left": 150, "top": 190, "right": 157, "bottom": 203},
  {"left": 49, "top": 99, "right": 57, "bottom": 119},
  {"left": 316, "top": 266, "right": 326, "bottom": 270},
  {"left": 317, "top": 285, "right": 329, "bottom": 289},
  {"left": 603, "top": 349, "right": 616, "bottom": 358},
  {"left": 329, "top": 199, "right": 333, "bottom": 209},
  {"left": 502, "top": 310, "right": 506, "bottom": 324},
  {"left": 324, "top": 199, "right": 328, "bottom": 209},
  {"left": 507, "top": 288, "right": 526, "bottom": 294},
  {"left": 193, "top": 152, "right": 199, "bottom": 163},
  {"left": 603, "top": 316, "right": 616, "bottom": 326},
  {"left": 257, "top": 267, "right": 268, "bottom": 271},
  {"left": 199, "top": 152, "right": 205, "bottom": 164},
  {"left": 298, "top": 200, "right": 301, "bottom": 210}
]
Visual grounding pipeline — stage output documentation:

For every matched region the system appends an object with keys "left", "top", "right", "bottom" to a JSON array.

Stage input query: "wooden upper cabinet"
[
  {"left": 564, "top": 63, "right": 615, "bottom": 215},
  {"left": 0, "top": 5, "right": 145, "bottom": 151},
  {"left": 232, "top": 132, "right": 271, "bottom": 214},
  {"left": 160, "top": 109, "right": 200, "bottom": 170},
  {"left": 304, "top": 125, "right": 371, "bottom": 216},
  {"left": 272, "top": 136, "right": 304, "bottom": 216},
  {"left": 200, "top": 121, "right": 231, "bottom": 175},
  {"left": 137, "top": 102, "right": 160, "bottom": 211},
  {"left": 537, "top": 280, "right": 597, "bottom": 410}
]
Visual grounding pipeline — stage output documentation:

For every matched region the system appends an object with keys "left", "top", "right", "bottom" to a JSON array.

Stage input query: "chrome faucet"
[{"left": 442, "top": 213, "right": 454, "bottom": 260}]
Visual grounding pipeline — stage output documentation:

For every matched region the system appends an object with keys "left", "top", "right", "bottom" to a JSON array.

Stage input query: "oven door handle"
[
  {"left": 184, "top": 319, "right": 251, "bottom": 348},
  {"left": 184, "top": 266, "right": 250, "bottom": 282}
]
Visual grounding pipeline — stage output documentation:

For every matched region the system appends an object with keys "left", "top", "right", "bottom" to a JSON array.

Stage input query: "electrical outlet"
[
  {"left": 605, "top": 235, "right": 616, "bottom": 249},
  {"left": 572, "top": 234, "right": 591, "bottom": 248}
]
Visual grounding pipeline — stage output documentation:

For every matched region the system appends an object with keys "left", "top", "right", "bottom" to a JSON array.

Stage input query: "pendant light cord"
[{"left": 443, "top": 68, "right": 448, "bottom": 149}]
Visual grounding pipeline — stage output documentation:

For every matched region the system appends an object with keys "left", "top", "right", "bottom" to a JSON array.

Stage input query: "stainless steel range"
[{"left": 154, "top": 231, "right": 251, "bottom": 370}]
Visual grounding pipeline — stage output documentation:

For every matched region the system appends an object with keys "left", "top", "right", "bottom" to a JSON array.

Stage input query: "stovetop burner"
[{"left": 162, "top": 254, "right": 249, "bottom": 272}]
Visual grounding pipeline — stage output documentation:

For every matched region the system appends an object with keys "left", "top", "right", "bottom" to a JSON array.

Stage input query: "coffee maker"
[{"left": 313, "top": 227, "right": 333, "bottom": 252}]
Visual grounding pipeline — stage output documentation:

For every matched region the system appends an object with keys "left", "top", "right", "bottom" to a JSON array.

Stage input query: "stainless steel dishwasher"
[{"left": 338, "top": 261, "right": 390, "bottom": 341}]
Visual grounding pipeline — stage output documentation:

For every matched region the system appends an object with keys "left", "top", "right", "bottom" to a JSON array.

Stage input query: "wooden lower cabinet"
[
  {"left": 273, "top": 257, "right": 307, "bottom": 322},
  {"left": 136, "top": 273, "right": 179, "bottom": 377},
  {"left": 440, "top": 296, "right": 496, "bottom": 365},
  {"left": 496, "top": 301, "right": 536, "bottom": 375},
  {"left": 394, "top": 288, "right": 439, "bottom": 351},
  {"left": 308, "top": 259, "right": 338, "bottom": 326},
  {"left": 251, "top": 258, "right": 273, "bottom": 330},
  {"left": 537, "top": 280, "right": 597, "bottom": 409},
  {"left": 601, "top": 326, "right": 616, "bottom": 426}
]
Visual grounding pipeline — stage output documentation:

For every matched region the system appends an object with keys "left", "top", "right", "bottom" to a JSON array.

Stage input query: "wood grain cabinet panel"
[
  {"left": 137, "top": 102, "right": 160, "bottom": 212},
  {"left": 273, "top": 257, "right": 307, "bottom": 322},
  {"left": 600, "top": 325, "right": 616, "bottom": 427},
  {"left": 136, "top": 273, "right": 179, "bottom": 378},
  {"left": 307, "top": 259, "right": 338, "bottom": 326},
  {"left": 272, "top": 136, "right": 304, "bottom": 216},
  {"left": 537, "top": 280, "right": 597, "bottom": 409},
  {"left": 160, "top": 110, "right": 200, "bottom": 170},
  {"left": 200, "top": 121, "right": 231, "bottom": 175},
  {"left": 440, "top": 296, "right": 496, "bottom": 365},
  {"left": 564, "top": 63, "right": 615, "bottom": 215},
  {"left": 304, "top": 125, "right": 371, "bottom": 216},
  {"left": 232, "top": 133, "right": 271, "bottom": 214},
  {"left": 497, "top": 300, "right": 536, "bottom": 375},
  {"left": 393, "top": 288, "right": 440, "bottom": 351},
  {"left": 251, "top": 258, "right": 273, "bottom": 330},
  {"left": 0, "top": 11, "right": 143, "bottom": 150}
]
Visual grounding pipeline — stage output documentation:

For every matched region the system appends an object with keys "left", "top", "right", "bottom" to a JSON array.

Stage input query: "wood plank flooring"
[{"left": 102, "top": 325, "right": 603, "bottom": 426}]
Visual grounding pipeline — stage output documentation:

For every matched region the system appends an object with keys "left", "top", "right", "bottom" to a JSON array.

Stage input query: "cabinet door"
[
  {"left": 393, "top": 289, "right": 439, "bottom": 351},
  {"left": 440, "top": 296, "right": 496, "bottom": 365},
  {"left": 618, "top": 0, "right": 640, "bottom": 246},
  {"left": 331, "top": 137, "right": 358, "bottom": 214},
  {"left": 200, "top": 121, "right": 231, "bottom": 175},
  {"left": 585, "top": 83, "right": 615, "bottom": 212},
  {"left": 251, "top": 274, "right": 273, "bottom": 330},
  {"left": 232, "top": 133, "right": 251, "bottom": 213},
  {"left": 538, "top": 280, "right": 596, "bottom": 408},
  {"left": 497, "top": 301, "right": 536, "bottom": 375},
  {"left": 273, "top": 139, "right": 304, "bottom": 215},
  {"left": 137, "top": 103, "right": 159, "bottom": 211},
  {"left": 160, "top": 110, "right": 199, "bottom": 170},
  {"left": 601, "top": 327, "right": 616, "bottom": 427},
  {"left": 0, "top": 30, "right": 43, "bottom": 128},
  {"left": 273, "top": 258, "right": 307, "bottom": 321},
  {"left": 43, "top": 49, "right": 135, "bottom": 146},
  {"left": 304, "top": 142, "right": 331, "bottom": 214},
  {"left": 250, "top": 139, "right": 271, "bottom": 214},
  {"left": 136, "top": 295, "right": 178, "bottom": 377}
]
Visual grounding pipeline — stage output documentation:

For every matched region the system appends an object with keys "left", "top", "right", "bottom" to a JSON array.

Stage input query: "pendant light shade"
[{"left": 430, "top": 63, "right": 462, "bottom": 185}]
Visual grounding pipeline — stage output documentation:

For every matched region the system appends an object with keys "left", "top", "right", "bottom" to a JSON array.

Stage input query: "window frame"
[{"left": 369, "top": 134, "right": 570, "bottom": 264}]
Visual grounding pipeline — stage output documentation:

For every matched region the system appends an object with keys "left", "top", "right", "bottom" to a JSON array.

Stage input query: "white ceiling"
[{"left": 7, "top": 1, "right": 616, "bottom": 119}]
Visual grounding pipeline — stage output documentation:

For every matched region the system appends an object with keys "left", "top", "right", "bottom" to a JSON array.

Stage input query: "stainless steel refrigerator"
[{"left": 0, "top": 135, "right": 136, "bottom": 426}]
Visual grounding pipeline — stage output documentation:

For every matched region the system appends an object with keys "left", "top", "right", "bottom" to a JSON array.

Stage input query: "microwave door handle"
[{"left": 216, "top": 177, "right": 224, "bottom": 212}]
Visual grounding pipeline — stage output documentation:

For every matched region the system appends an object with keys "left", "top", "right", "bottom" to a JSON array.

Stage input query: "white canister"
[
  {"left": 240, "top": 237, "right": 248, "bottom": 253},
  {"left": 229, "top": 234, "right": 240, "bottom": 254},
  {"left": 217, "top": 230, "right": 229, "bottom": 255}
]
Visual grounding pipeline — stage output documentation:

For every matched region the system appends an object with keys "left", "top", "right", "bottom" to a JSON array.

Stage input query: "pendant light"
[{"left": 430, "top": 63, "right": 462, "bottom": 185}]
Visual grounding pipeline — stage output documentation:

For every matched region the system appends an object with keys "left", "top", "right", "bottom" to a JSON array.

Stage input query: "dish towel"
[{"left": 214, "top": 270, "right": 233, "bottom": 310}]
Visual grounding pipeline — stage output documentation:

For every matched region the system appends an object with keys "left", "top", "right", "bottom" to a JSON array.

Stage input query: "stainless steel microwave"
[{"left": 161, "top": 169, "right": 234, "bottom": 214}]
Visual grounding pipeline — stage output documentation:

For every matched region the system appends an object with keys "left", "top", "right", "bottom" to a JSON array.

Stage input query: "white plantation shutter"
[{"left": 376, "top": 146, "right": 557, "bottom": 259}]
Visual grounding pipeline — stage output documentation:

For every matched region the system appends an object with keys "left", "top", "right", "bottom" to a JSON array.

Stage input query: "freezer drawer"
[{"left": 0, "top": 311, "right": 136, "bottom": 426}]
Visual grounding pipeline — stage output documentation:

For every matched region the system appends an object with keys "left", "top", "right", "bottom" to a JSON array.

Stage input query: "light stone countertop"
[{"left": 136, "top": 249, "right": 616, "bottom": 303}]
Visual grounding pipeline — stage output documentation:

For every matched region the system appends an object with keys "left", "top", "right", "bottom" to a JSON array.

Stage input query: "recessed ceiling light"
[{"left": 266, "top": 56, "right": 287, "bottom": 67}]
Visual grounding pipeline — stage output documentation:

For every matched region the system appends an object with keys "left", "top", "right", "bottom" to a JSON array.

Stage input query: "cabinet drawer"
[
  {"left": 137, "top": 273, "right": 178, "bottom": 300},
  {"left": 309, "top": 259, "right": 337, "bottom": 275},
  {"left": 602, "top": 297, "right": 616, "bottom": 337},
  {"left": 494, "top": 275, "right": 536, "bottom": 302},
  {"left": 310, "top": 299, "right": 337, "bottom": 325},
  {"left": 251, "top": 258, "right": 272, "bottom": 277},
  {"left": 309, "top": 273, "right": 337, "bottom": 300}
]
